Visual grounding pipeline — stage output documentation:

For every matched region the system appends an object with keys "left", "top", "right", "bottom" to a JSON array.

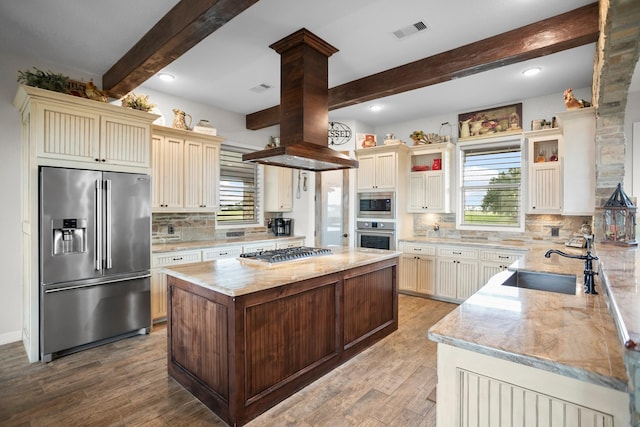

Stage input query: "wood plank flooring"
[{"left": 0, "top": 295, "right": 456, "bottom": 427}]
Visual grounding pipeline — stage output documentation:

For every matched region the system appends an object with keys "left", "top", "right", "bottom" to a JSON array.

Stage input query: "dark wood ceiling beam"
[
  {"left": 103, "top": 0, "right": 259, "bottom": 98},
  {"left": 246, "top": 2, "right": 598, "bottom": 130}
]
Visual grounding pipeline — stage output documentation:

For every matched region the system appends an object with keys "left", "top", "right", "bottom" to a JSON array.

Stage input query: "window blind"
[
  {"left": 460, "top": 144, "right": 521, "bottom": 227},
  {"left": 218, "top": 145, "right": 258, "bottom": 224}
]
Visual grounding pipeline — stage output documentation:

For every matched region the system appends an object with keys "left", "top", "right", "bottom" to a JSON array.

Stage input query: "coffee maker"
[{"left": 272, "top": 218, "right": 293, "bottom": 236}]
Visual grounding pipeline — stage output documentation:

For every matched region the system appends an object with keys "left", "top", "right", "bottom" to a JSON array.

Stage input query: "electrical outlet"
[
  {"left": 168, "top": 224, "right": 175, "bottom": 234},
  {"left": 551, "top": 227, "right": 559, "bottom": 237}
]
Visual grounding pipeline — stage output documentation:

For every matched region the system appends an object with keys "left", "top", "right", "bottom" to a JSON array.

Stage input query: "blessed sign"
[{"left": 328, "top": 122, "right": 352, "bottom": 146}]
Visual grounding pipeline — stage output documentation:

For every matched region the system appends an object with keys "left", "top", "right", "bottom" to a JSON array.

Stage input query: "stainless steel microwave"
[{"left": 357, "top": 192, "right": 394, "bottom": 219}]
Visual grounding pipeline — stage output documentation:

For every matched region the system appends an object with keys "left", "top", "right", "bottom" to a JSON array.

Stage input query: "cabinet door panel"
[
  {"left": 151, "top": 269, "right": 167, "bottom": 321},
  {"left": 399, "top": 254, "right": 418, "bottom": 291},
  {"left": 456, "top": 261, "right": 479, "bottom": 300},
  {"left": 529, "top": 163, "right": 561, "bottom": 212},
  {"left": 416, "top": 257, "right": 435, "bottom": 294},
  {"left": 407, "top": 174, "right": 426, "bottom": 211},
  {"left": 375, "top": 152, "right": 397, "bottom": 189},
  {"left": 38, "top": 103, "right": 100, "bottom": 161},
  {"left": 201, "top": 143, "right": 220, "bottom": 210},
  {"left": 424, "top": 173, "right": 444, "bottom": 210},
  {"left": 184, "top": 141, "right": 203, "bottom": 209},
  {"left": 356, "top": 155, "right": 377, "bottom": 189},
  {"left": 162, "top": 137, "right": 185, "bottom": 209},
  {"left": 480, "top": 263, "right": 506, "bottom": 285},
  {"left": 436, "top": 259, "right": 457, "bottom": 299},
  {"left": 101, "top": 116, "right": 150, "bottom": 167}
]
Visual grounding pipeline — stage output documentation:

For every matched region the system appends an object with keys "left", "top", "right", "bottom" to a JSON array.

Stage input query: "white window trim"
[{"left": 455, "top": 134, "right": 526, "bottom": 233}]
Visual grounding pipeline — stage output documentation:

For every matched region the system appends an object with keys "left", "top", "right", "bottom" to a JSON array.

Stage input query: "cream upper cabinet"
[
  {"left": 14, "top": 85, "right": 156, "bottom": 172},
  {"left": 356, "top": 145, "right": 408, "bottom": 190},
  {"left": 151, "top": 125, "right": 224, "bottom": 213},
  {"left": 526, "top": 107, "right": 595, "bottom": 215},
  {"left": 407, "top": 143, "right": 453, "bottom": 213},
  {"left": 152, "top": 134, "right": 184, "bottom": 211},
  {"left": 526, "top": 130, "right": 562, "bottom": 213},
  {"left": 264, "top": 165, "right": 293, "bottom": 212},
  {"left": 184, "top": 140, "right": 220, "bottom": 211}
]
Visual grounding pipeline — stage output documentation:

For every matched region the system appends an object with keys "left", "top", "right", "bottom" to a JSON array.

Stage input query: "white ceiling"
[{"left": 1, "top": 0, "right": 634, "bottom": 128}]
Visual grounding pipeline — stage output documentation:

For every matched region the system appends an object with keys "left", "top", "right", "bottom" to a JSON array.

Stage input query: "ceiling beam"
[
  {"left": 102, "top": 0, "right": 259, "bottom": 98},
  {"left": 246, "top": 2, "right": 599, "bottom": 130}
]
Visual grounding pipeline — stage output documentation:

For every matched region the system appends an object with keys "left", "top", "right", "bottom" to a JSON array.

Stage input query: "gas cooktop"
[{"left": 239, "top": 246, "right": 332, "bottom": 263}]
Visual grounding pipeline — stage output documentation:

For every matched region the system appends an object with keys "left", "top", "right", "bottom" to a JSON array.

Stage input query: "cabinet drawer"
[
  {"left": 152, "top": 250, "right": 202, "bottom": 267},
  {"left": 400, "top": 243, "right": 435, "bottom": 256},
  {"left": 480, "top": 250, "right": 525, "bottom": 263},
  {"left": 202, "top": 246, "right": 242, "bottom": 261},
  {"left": 243, "top": 242, "right": 277, "bottom": 253},
  {"left": 437, "top": 247, "right": 478, "bottom": 260},
  {"left": 276, "top": 239, "right": 305, "bottom": 249}
]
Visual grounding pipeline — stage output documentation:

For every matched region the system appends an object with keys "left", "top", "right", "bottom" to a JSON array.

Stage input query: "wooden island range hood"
[{"left": 243, "top": 29, "right": 358, "bottom": 172}]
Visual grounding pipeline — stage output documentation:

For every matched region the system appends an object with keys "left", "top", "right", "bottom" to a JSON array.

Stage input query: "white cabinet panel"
[
  {"left": 276, "top": 239, "right": 305, "bottom": 249},
  {"left": 264, "top": 165, "right": 293, "bottom": 212},
  {"left": 202, "top": 246, "right": 242, "bottom": 261},
  {"left": 152, "top": 134, "right": 184, "bottom": 210}
]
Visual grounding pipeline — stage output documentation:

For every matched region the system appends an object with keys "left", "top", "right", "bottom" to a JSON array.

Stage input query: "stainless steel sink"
[{"left": 501, "top": 270, "right": 577, "bottom": 295}]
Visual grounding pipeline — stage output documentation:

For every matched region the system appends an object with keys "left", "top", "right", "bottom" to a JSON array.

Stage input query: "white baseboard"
[{"left": 0, "top": 330, "right": 22, "bottom": 346}]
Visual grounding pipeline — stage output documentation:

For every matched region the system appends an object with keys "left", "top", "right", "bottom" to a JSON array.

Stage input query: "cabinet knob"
[
  {"left": 95, "top": 158, "right": 100, "bottom": 162},
  {"left": 101, "top": 159, "right": 106, "bottom": 162}
]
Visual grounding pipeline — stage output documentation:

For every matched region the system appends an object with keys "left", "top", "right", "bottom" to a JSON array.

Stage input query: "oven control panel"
[{"left": 356, "top": 221, "right": 395, "bottom": 230}]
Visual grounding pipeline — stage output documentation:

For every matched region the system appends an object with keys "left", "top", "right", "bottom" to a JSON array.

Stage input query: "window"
[
  {"left": 217, "top": 145, "right": 259, "bottom": 225},
  {"left": 457, "top": 138, "right": 523, "bottom": 231}
]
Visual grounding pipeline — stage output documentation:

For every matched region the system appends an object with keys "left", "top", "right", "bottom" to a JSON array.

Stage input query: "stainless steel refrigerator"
[{"left": 39, "top": 166, "right": 151, "bottom": 362}]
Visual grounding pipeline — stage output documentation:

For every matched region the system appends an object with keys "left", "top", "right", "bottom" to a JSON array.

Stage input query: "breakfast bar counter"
[{"left": 163, "top": 247, "right": 399, "bottom": 426}]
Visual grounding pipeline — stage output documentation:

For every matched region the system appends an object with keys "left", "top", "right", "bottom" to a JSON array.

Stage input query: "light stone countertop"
[
  {"left": 152, "top": 235, "right": 305, "bottom": 253},
  {"left": 428, "top": 243, "right": 629, "bottom": 392},
  {"left": 162, "top": 247, "right": 400, "bottom": 297}
]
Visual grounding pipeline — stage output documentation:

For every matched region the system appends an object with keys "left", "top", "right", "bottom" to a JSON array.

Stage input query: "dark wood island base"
[{"left": 167, "top": 256, "right": 398, "bottom": 426}]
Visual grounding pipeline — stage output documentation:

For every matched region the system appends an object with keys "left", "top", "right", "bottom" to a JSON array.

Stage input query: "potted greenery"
[
  {"left": 120, "top": 92, "right": 155, "bottom": 112},
  {"left": 17, "top": 67, "right": 70, "bottom": 94}
]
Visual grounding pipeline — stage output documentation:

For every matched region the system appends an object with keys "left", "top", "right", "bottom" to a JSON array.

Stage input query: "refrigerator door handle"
[
  {"left": 105, "top": 178, "right": 112, "bottom": 269},
  {"left": 95, "top": 179, "right": 103, "bottom": 271}
]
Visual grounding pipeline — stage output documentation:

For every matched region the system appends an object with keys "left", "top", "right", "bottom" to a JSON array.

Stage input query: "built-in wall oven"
[
  {"left": 357, "top": 192, "right": 395, "bottom": 219},
  {"left": 356, "top": 221, "right": 396, "bottom": 250}
]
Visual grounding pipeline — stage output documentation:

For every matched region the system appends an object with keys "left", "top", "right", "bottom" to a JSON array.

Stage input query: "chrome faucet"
[{"left": 544, "top": 235, "right": 598, "bottom": 294}]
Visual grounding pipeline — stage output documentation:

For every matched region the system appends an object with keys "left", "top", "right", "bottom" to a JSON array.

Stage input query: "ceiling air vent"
[{"left": 393, "top": 21, "right": 429, "bottom": 40}]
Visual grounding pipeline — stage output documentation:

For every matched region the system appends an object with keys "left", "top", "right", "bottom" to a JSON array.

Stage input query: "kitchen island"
[
  {"left": 428, "top": 245, "right": 630, "bottom": 426},
  {"left": 163, "top": 247, "right": 399, "bottom": 426}
]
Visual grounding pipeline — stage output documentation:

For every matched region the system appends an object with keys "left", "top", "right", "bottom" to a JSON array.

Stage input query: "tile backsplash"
[
  {"left": 413, "top": 213, "right": 593, "bottom": 243},
  {"left": 152, "top": 213, "right": 269, "bottom": 244}
]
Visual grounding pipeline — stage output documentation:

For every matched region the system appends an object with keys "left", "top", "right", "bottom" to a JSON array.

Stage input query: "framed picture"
[{"left": 458, "top": 103, "right": 523, "bottom": 141}]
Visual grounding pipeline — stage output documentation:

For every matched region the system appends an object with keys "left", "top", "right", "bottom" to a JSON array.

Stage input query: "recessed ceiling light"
[
  {"left": 157, "top": 72, "right": 175, "bottom": 82},
  {"left": 369, "top": 105, "right": 383, "bottom": 112},
  {"left": 522, "top": 67, "right": 542, "bottom": 77}
]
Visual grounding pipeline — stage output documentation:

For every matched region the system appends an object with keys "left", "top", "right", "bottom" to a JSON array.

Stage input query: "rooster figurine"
[
  {"left": 85, "top": 79, "right": 109, "bottom": 103},
  {"left": 563, "top": 88, "right": 591, "bottom": 110}
]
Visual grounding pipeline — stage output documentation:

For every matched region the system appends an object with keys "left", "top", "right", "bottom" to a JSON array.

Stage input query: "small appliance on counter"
[{"left": 272, "top": 218, "right": 293, "bottom": 236}]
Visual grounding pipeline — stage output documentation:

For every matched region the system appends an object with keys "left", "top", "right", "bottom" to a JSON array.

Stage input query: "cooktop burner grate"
[{"left": 239, "top": 246, "right": 332, "bottom": 263}]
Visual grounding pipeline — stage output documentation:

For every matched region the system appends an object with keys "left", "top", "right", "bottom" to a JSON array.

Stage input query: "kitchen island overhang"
[{"left": 163, "top": 247, "right": 399, "bottom": 426}]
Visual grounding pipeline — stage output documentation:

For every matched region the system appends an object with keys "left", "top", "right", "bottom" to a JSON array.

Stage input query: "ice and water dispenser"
[{"left": 52, "top": 218, "right": 87, "bottom": 255}]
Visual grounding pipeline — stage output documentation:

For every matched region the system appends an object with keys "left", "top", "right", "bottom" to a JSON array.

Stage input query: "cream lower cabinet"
[
  {"left": 202, "top": 245, "right": 243, "bottom": 261},
  {"left": 436, "top": 246, "right": 479, "bottom": 301},
  {"left": 264, "top": 165, "right": 293, "bottom": 212},
  {"left": 399, "top": 242, "right": 436, "bottom": 295},
  {"left": 151, "top": 249, "right": 202, "bottom": 322},
  {"left": 436, "top": 344, "right": 629, "bottom": 427},
  {"left": 478, "top": 248, "right": 525, "bottom": 284}
]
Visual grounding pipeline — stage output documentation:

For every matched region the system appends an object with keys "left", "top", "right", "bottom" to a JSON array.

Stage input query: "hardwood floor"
[{"left": 0, "top": 295, "right": 456, "bottom": 427}]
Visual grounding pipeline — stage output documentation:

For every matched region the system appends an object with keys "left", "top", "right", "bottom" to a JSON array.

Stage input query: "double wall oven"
[{"left": 356, "top": 191, "right": 396, "bottom": 250}]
